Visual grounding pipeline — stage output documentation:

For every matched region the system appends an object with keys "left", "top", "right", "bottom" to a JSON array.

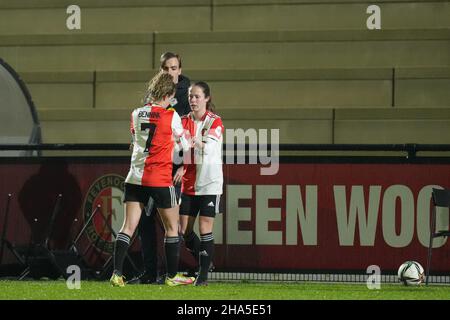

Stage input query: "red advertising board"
[
  {"left": 221, "top": 163, "right": 450, "bottom": 272},
  {"left": 1, "top": 159, "right": 449, "bottom": 273}
]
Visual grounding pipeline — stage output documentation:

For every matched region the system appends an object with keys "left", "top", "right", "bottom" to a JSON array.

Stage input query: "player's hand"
[
  {"left": 173, "top": 167, "right": 185, "bottom": 185},
  {"left": 192, "top": 137, "right": 204, "bottom": 149}
]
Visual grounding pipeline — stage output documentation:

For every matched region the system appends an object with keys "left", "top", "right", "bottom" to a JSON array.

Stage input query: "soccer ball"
[{"left": 397, "top": 261, "right": 425, "bottom": 286}]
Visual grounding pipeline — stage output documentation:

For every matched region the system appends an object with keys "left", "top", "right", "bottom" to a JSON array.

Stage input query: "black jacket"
[
  {"left": 173, "top": 74, "right": 191, "bottom": 117},
  {"left": 171, "top": 74, "right": 190, "bottom": 173}
]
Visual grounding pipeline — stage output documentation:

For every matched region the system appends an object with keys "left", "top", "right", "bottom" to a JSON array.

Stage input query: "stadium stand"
[{"left": 0, "top": 0, "right": 448, "bottom": 145}]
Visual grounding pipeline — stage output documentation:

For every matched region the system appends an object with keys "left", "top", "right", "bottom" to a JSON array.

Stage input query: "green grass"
[{"left": 0, "top": 280, "right": 449, "bottom": 300}]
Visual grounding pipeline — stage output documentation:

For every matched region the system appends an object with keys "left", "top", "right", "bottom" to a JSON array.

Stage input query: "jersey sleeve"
[
  {"left": 130, "top": 111, "right": 136, "bottom": 134},
  {"left": 171, "top": 111, "right": 190, "bottom": 152},
  {"left": 203, "top": 117, "right": 223, "bottom": 155},
  {"left": 206, "top": 117, "right": 224, "bottom": 142},
  {"left": 130, "top": 110, "right": 137, "bottom": 144}
]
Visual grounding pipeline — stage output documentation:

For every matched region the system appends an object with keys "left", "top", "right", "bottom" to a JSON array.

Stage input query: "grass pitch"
[{"left": 0, "top": 280, "right": 449, "bottom": 300}]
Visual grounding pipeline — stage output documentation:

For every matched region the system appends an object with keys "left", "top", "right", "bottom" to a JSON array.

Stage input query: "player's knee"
[
  {"left": 164, "top": 224, "right": 179, "bottom": 237},
  {"left": 199, "top": 223, "right": 213, "bottom": 235}
]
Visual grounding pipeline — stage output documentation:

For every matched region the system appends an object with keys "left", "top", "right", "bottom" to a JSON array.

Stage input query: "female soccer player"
[
  {"left": 177, "top": 81, "right": 224, "bottom": 286},
  {"left": 110, "top": 72, "right": 193, "bottom": 287},
  {"left": 132, "top": 52, "right": 191, "bottom": 285}
]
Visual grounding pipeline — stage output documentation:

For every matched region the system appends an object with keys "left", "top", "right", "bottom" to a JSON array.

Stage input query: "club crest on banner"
[{"left": 83, "top": 174, "right": 125, "bottom": 255}]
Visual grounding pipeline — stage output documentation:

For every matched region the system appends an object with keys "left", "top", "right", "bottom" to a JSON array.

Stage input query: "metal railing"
[{"left": 1, "top": 143, "right": 450, "bottom": 158}]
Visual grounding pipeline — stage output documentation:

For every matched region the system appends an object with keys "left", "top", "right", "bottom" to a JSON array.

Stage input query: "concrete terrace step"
[
  {"left": 37, "top": 106, "right": 450, "bottom": 121},
  {"left": 0, "top": 1, "right": 448, "bottom": 34},
  {"left": 0, "top": 0, "right": 210, "bottom": 9},
  {"left": 1, "top": 29, "right": 448, "bottom": 71},
  {"left": 37, "top": 107, "right": 333, "bottom": 121},
  {"left": 20, "top": 67, "right": 450, "bottom": 83},
  {"left": 0, "top": 1, "right": 210, "bottom": 35},
  {"left": 19, "top": 67, "right": 450, "bottom": 110},
  {"left": 37, "top": 107, "right": 450, "bottom": 144},
  {"left": 335, "top": 107, "right": 450, "bottom": 120},
  {"left": 37, "top": 107, "right": 334, "bottom": 144},
  {"left": 1, "top": 29, "right": 447, "bottom": 46},
  {"left": 212, "top": 0, "right": 450, "bottom": 31},
  {"left": 335, "top": 107, "right": 450, "bottom": 144},
  {"left": 0, "top": 0, "right": 440, "bottom": 9},
  {"left": 94, "top": 72, "right": 394, "bottom": 109},
  {"left": 154, "top": 29, "right": 450, "bottom": 69}
]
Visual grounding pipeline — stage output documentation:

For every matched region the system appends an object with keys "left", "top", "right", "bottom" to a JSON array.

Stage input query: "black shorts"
[
  {"left": 180, "top": 194, "right": 221, "bottom": 218},
  {"left": 124, "top": 183, "right": 180, "bottom": 209}
]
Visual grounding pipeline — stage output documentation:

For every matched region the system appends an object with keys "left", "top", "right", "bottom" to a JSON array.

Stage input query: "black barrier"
[{"left": 1, "top": 143, "right": 450, "bottom": 158}]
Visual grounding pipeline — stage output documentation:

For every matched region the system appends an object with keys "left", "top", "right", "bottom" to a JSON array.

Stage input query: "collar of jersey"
[
  {"left": 190, "top": 110, "right": 208, "bottom": 121},
  {"left": 145, "top": 103, "right": 164, "bottom": 109}
]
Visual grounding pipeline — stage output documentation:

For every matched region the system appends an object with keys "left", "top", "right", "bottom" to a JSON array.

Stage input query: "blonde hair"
[{"left": 144, "top": 71, "right": 176, "bottom": 104}]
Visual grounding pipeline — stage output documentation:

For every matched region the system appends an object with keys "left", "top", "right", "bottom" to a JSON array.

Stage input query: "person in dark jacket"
[{"left": 129, "top": 52, "right": 190, "bottom": 284}]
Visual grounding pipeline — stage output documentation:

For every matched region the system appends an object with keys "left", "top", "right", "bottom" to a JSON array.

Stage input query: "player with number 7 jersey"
[
  {"left": 126, "top": 103, "right": 190, "bottom": 187},
  {"left": 111, "top": 72, "right": 194, "bottom": 288}
]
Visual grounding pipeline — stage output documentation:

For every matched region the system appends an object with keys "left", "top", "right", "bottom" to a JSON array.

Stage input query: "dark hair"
[
  {"left": 191, "top": 81, "right": 215, "bottom": 113},
  {"left": 144, "top": 71, "right": 176, "bottom": 104},
  {"left": 160, "top": 52, "right": 182, "bottom": 70}
]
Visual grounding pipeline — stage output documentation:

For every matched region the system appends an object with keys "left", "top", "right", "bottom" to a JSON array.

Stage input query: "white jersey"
[{"left": 181, "top": 111, "right": 224, "bottom": 195}]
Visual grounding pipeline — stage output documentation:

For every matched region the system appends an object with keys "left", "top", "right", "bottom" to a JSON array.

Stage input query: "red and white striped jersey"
[
  {"left": 181, "top": 111, "right": 224, "bottom": 195},
  {"left": 125, "top": 104, "right": 188, "bottom": 187}
]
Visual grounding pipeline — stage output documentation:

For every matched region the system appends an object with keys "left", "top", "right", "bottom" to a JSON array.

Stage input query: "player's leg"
[
  {"left": 180, "top": 193, "right": 200, "bottom": 267},
  {"left": 196, "top": 216, "right": 214, "bottom": 285},
  {"left": 136, "top": 198, "right": 158, "bottom": 283},
  {"left": 195, "top": 194, "right": 220, "bottom": 286},
  {"left": 155, "top": 186, "right": 193, "bottom": 286},
  {"left": 111, "top": 183, "right": 145, "bottom": 287}
]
